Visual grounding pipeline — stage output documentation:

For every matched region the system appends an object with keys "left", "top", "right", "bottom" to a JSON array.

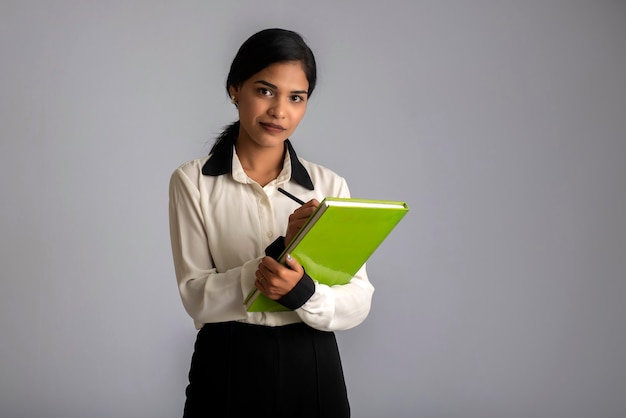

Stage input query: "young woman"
[{"left": 169, "top": 28, "right": 374, "bottom": 417}]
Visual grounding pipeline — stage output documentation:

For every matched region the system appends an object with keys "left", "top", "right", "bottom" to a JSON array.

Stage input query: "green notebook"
[{"left": 244, "top": 197, "right": 409, "bottom": 312}]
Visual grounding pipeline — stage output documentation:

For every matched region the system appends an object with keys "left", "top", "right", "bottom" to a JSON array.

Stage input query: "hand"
[
  {"left": 255, "top": 254, "right": 304, "bottom": 300},
  {"left": 284, "top": 199, "right": 319, "bottom": 247}
]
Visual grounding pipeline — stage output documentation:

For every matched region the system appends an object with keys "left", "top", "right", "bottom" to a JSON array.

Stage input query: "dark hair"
[{"left": 211, "top": 28, "right": 317, "bottom": 153}]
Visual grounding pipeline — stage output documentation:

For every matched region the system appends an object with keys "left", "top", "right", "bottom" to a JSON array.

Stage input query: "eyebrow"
[{"left": 254, "top": 80, "right": 308, "bottom": 96}]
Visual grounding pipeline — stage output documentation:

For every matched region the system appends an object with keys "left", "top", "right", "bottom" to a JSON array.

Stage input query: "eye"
[
  {"left": 258, "top": 88, "right": 273, "bottom": 96},
  {"left": 290, "top": 95, "right": 305, "bottom": 103}
]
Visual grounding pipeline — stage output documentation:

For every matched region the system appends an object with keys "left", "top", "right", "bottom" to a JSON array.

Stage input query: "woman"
[{"left": 169, "top": 28, "right": 374, "bottom": 417}]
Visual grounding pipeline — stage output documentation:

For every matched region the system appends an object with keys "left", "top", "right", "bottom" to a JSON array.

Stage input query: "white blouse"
[{"left": 169, "top": 142, "right": 374, "bottom": 331}]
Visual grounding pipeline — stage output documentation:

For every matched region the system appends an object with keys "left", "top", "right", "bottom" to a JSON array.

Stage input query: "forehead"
[{"left": 247, "top": 61, "right": 309, "bottom": 91}]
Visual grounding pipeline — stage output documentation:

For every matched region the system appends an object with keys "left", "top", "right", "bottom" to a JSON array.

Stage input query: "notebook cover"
[{"left": 245, "top": 197, "right": 409, "bottom": 312}]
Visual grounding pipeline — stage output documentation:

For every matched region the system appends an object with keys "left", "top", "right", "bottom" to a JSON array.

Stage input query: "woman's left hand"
[{"left": 255, "top": 254, "right": 304, "bottom": 300}]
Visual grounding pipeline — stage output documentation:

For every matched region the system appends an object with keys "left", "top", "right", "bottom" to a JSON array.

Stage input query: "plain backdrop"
[{"left": 1, "top": 1, "right": 625, "bottom": 417}]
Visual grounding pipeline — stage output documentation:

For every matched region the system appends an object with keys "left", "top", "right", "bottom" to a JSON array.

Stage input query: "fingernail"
[{"left": 286, "top": 253, "right": 292, "bottom": 261}]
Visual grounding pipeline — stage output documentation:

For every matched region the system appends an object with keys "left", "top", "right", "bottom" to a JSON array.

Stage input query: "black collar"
[{"left": 201, "top": 138, "right": 314, "bottom": 190}]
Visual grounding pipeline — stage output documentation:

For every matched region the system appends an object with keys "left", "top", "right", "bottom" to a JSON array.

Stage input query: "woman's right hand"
[{"left": 284, "top": 199, "right": 319, "bottom": 246}]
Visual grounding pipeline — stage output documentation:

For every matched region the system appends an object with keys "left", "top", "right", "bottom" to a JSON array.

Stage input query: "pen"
[{"left": 277, "top": 187, "right": 305, "bottom": 205}]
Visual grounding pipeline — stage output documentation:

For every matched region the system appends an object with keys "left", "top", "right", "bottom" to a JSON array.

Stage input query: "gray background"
[{"left": 1, "top": 1, "right": 625, "bottom": 417}]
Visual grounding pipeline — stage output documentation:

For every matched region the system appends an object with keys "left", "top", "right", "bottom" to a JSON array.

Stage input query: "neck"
[{"left": 235, "top": 139, "right": 285, "bottom": 186}]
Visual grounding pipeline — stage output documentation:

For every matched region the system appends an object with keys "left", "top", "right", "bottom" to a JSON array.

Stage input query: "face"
[{"left": 229, "top": 61, "right": 309, "bottom": 150}]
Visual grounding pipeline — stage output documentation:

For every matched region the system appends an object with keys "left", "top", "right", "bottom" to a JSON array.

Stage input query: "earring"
[{"left": 230, "top": 96, "right": 237, "bottom": 105}]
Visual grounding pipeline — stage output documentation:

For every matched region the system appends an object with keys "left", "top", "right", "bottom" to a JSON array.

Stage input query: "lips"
[{"left": 260, "top": 122, "right": 286, "bottom": 133}]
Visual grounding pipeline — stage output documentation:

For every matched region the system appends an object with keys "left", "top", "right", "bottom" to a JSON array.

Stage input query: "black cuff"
[
  {"left": 277, "top": 270, "right": 315, "bottom": 310},
  {"left": 265, "top": 236, "right": 286, "bottom": 260}
]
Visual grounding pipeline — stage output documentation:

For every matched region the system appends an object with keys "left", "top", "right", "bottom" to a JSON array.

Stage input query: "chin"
[{"left": 256, "top": 133, "right": 289, "bottom": 147}]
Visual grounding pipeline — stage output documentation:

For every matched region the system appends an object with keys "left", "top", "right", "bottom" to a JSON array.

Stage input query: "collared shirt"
[{"left": 169, "top": 140, "right": 374, "bottom": 330}]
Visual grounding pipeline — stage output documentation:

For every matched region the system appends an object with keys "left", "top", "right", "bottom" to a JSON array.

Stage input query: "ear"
[{"left": 228, "top": 84, "right": 240, "bottom": 98}]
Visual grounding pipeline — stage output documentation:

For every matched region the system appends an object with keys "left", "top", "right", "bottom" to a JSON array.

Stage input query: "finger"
[
  {"left": 259, "top": 257, "right": 278, "bottom": 274},
  {"left": 293, "top": 200, "right": 319, "bottom": 216},
  {"left": 288, "top": 211, "right": 313, "bottom": 225},
  {"left": 255, "top": 272, "right": 266, "bottom": 291},
  {"left": 287, "top": 218, "right": 314, "bottom": 240}
]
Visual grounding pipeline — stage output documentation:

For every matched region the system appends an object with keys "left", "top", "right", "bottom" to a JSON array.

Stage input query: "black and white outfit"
[{"left": 169, "top": 138, "right": 374, "bottom": 417}]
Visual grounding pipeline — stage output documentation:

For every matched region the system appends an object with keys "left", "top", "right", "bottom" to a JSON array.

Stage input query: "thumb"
[{"left": 285, "top": 253, "right": 303, "bottom": 272}]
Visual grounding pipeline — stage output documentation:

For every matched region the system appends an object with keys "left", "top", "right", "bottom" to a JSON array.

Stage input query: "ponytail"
[{"left": 210, "top": 120, "right": 240, "bottom": 155}]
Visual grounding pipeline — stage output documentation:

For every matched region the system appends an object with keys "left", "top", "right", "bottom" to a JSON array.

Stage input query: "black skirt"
[{"left": 183, "top": 321, "right": 350, "bottom": 418}]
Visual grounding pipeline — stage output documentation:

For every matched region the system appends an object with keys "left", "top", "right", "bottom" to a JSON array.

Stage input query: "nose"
[{"left": 269, "top": 98, "right": 286, "bottom": 119}]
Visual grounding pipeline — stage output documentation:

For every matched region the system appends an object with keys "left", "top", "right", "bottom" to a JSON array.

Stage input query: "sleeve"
[
  {"left": 168, "top": 168, "right": 260, "bottom": 326},
  {"left": 293, "top": 178, "right": 375, "bottom": 332}
]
